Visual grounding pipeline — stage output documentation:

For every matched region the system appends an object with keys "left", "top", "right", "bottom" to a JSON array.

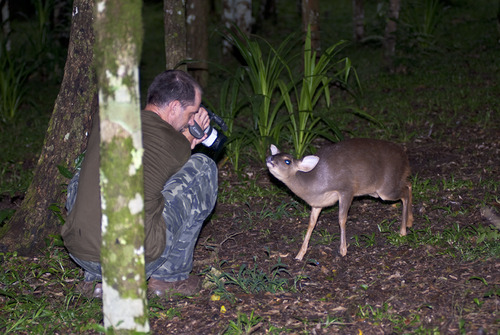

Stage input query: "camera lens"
[
  {"left": 211, "top": 133, "right": 227, "bottom": 152},
  {"left": 202, "top": 127, "right": 219, "bottom": 147}
]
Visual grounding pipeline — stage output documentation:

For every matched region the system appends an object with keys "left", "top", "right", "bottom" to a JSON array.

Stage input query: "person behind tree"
[{"left": 62, "top": 70, "right": 218, "bottom": 298}]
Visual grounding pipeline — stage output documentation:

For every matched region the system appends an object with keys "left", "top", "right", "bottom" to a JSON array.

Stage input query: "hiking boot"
[
  {"left": 148, "top": 276, "right": 201, "bottom": 297},
  {"left": 76, "top": 281, "right": 103, "bottom": 299}
]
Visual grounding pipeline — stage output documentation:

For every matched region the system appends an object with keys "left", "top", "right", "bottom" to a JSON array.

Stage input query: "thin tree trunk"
[
  {"left": 353, "top": 0, "right": 364, "bottom": 42},
  {"left": 222, "top": 0, "right": 253, "bottom": 55},
  {"left": 221, "top": 0, "right": 232, "bottom": 55},
  {"left": 232, "top": 0, "right": 253, "bottom": 35},
  {"left": 0, "top": 0, "right": 96, "bottom": 255},
  {"left": 164, "top": 0, "right": 187, "bottom": 71},
  {"left": 1, "top": 0, "right": 11, "bottom": 51},
  {"left": 302, "top": 0, "right": 320, "bottom": 52},
  {"left": 94, "top": 0, "right": 149, "bottom": 332},
  {"left": 383, "top": 0, "right": 400, "bottom": 71},
  {"left": 186, "top": 0, "right": 209, "bottom": 87}
]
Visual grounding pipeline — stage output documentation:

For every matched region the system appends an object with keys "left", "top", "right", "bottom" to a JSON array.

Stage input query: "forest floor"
[
  {"left": 1, "top": 112, "right": 498, "bottom": 335},
  {"left": 145, "top": 122, "right": 499, "bottom": 334}
]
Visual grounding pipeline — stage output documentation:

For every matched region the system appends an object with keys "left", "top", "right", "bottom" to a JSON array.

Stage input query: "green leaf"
[
  {"left": 57, "top": 164, "right": 73, "bottom": 179},
  {"left": 48, "top": 203, "right": 65, "bottom": 224},
  {"left": 467, "top": 276, "right": 488, "bottom": 286}
]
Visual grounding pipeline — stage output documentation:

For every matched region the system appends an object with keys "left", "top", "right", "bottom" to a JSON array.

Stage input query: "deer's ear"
[
  {"left": 297, "top": 155, "right": 319, "bottom": 172},
  {"left": 270, "top": 144, "right": 280, "bottom": 155}
]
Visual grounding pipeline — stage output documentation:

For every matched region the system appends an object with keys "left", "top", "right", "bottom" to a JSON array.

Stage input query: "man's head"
[{"left": 146, "top": 70, "right": 203, "bottom": 132}]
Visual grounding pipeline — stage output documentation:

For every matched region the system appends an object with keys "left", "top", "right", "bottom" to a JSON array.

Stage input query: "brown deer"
[{"left": 266, "top": 138, "right": 413, "bottom": 260}]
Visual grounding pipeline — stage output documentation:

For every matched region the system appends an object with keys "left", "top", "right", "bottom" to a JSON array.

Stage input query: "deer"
[{"left": 266, "top": 138, "right": 413, "bottom": 260}]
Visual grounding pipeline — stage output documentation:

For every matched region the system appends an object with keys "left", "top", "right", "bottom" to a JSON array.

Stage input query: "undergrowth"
[{"left": 0, "top": 242, "right": 102, "bottom": 333}]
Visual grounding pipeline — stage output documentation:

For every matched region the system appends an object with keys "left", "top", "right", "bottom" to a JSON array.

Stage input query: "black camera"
[{"left": 189, "top": 105, "right": 228, "bottom": 152}]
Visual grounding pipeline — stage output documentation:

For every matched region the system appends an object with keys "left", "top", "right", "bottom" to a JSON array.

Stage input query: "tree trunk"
[
  {"left": 94, "top": 0, "right": 149, "bottom": 332},
  {"left": 164, "top": 0, "right": 187, "bottom": 71},
  {"left": 255, "top": 0, "right": 277, "bottom": 31},
  {"left": 301, "top": 0, "right": 320, "bottom": 52},
  {"left": 383, "top": 0, "right": 400, "bottom": 71},
  {"left": 186, "top": 0, "right": 209, "bottom": 87},
  {"left": 222, "top": 0, "right": 253, "bottom": 55},
  {"left": 1, "top": 0, "right": 11, "bottom": 51},
  {"left": 0, "top": 0, "right": 97, "bottom": 255},
  {"left": 352, "top": 0, "right": 364, "bottom": 42}
]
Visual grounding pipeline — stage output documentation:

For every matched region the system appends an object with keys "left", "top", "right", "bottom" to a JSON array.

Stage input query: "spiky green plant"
[
  {"left": 224, "top": 310, "right": 262, "bottom": 335},
  {"left": 224, "top": 25, "right": 297, "bottom": 160},
  {"left": 0, "top": 44, "right": 31, "bottom": 123},
  {"left": 282, "top": 26, "right": 361, "bottom": 157},
  {"left": 401, "top": 0, "right": 445, "bottom": 50}
]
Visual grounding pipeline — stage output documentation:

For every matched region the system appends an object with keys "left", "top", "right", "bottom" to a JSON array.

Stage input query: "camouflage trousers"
[{"left": 66, "top": 153, "right": 218, "bottom": 282}]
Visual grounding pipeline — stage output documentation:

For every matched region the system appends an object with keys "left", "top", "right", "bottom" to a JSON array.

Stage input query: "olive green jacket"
[{"left": 61, "top": 110, "right": 191, "bottom": 263}]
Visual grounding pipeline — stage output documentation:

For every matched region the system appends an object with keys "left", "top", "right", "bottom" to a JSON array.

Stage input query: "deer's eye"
[{"left": 285, "top": 159, "right": 291, "bottom": 165}]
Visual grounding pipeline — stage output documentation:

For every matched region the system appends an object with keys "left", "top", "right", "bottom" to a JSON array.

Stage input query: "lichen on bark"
[
  {"left": 164, "top": 0, "right": 187, "bottom": 70},
  {"left": 94, "top": 0, "right": 149, "bottom": 332},
  {"left": 94, "top": 0, "right": 143, "bottom": 102},
  {"left": 100, "top": 129, "right": 146, "bottom": 298},
  {"left": 0, "top": 0, "right": 96, "bottom": 254}
]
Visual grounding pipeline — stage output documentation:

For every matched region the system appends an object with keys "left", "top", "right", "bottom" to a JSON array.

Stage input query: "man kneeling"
[{"left": 62, "top": 70, "right": 217, "bottom": 298}]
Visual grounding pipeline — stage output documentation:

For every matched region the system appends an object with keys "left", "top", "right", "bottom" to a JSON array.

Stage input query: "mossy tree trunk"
[
  {"left": 93, "top": 0, "right": 149, "bottom": 332},
  {"left": 164, "top": 0, "right": 187, "bottom": 70},
  {"left": 0, "top": 0, "right": 97, "bottom": 255}
]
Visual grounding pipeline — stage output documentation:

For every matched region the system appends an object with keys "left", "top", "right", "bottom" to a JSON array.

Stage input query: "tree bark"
[
  {"left": 383, "top": 0, "right": 400, "bottom": 71},
  {"left": 255, "top": 0, "right": 277, "bottom": 31},
  {"left": 301, "top": 0, "right": 320, "bottom": 52},
  {"left": 94, "top": 0, "right": 149, "bottom": 332},
  {"left": 352, "top": 0, "right": 364, "bottom": 42},
  {"left": 222, "top": 0, "right": 253, "bottom": 55},
  {"left": 164, "top": 0, "right": 187, "bottom": 71},
  {"left": 186, "top": 0, "right": 209, "bottom": 87},
  {"left": 1, "top": 0, "right": 11, "bottom": 51},
  {"left": 0, "top": 0, "right": 97, "bottom": 255}
]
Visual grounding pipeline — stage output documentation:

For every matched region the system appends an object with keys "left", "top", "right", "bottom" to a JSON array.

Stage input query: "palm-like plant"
[
  {"left": 0, "top": 43, "right": 31, "bottom": 124},
  {"left": 284, "top": 25, "right": 360, "bottom": 157},
  {"left": 224, "top": 25, "right": 297, "bottom": 160}
]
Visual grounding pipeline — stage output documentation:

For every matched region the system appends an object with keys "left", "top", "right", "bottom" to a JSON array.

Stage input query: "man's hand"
[{"left": 182, "top": 106, "right": 210, "bottom": 149}]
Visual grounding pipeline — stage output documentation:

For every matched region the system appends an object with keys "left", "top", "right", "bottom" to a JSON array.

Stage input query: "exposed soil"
[{"left": 147, "top": 123, "right": 500, "bottom": 334}]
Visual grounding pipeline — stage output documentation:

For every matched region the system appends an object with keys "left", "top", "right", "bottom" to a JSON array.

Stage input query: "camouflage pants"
[{"left": 66, "top": 153, "right": 218, "bottom": 282}]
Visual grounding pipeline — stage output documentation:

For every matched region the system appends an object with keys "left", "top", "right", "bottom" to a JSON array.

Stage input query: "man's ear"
[{"left": 168, "top": 100, "right": 181, "bottom": 115}]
